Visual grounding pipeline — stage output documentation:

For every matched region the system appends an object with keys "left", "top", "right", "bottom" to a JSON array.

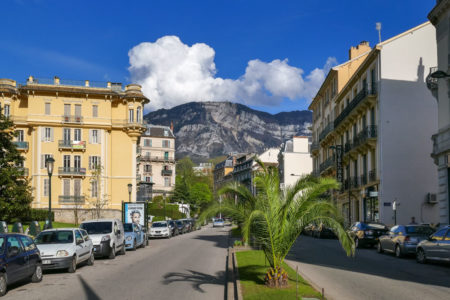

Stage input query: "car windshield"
[
  {"left": 0, "top": 237, "right": 4, "bottom": 254},
  {"left": 80, "top": 222, "right": 112, "bottom": 234},
  {"left": 406, "top": 226, "right": 434, "bottom": 235},
  {"left": 215, "top": 219, "right": 224, "bottom": 222},
  {"left": 35, "top": 231, "right": 74, "bottom": 244},
  {"left": 176, "top": 221, "right": 183, "bottom": 226},
  {"left": 152, "top": 222, "right": 168, "bottom": 228},
  {"left": 124, "top": 224, "right": 133, "bottom": 232}
]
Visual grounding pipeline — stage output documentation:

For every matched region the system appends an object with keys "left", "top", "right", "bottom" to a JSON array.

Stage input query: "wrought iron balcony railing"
[
  {"left": 58, "top": 195, "right": 85, "bottom": 204},
  {"left": 62, "top": 115, "right": 83, "bottom": 124},
  {"left": 350, "top": 176, "right": 359, "bottom": 189},
  {"left": 139, "top": 155, "right": 175, "bottom": 163},
  {"left": 369, "top": 169, "right": 377, "bottom": 182},
  {"left": 310, "top": 141, "right": 319, "bottom": 152},
  {"left": 58, "top": 167, "right": 86, "bottom": 176},
  {"left": 161, "top": 170, "right": 173, "bottom": 176},
  {"left": 319, "top": 122, "right": 334, "bottom": 142},
  {"left": 58, "top": 140, "right": 86, "bottom": 151},
  {"left": 319, "top": 156, "right": 335, "bottom": 173}
]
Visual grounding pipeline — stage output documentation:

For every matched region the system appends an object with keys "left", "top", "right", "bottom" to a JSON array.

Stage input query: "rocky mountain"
[{"left": 144, "top": 101, "right": 312, "bottom": 161}]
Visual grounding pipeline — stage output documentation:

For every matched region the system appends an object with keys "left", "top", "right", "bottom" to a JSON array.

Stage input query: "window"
[
  {"left": 63, "top": 179, "right": 70, "bottom": 196},
  {"left": 129, "top": 109, "right": 134, "bottom": 122},
  {"left": 432, "top": 229, "right": 447, "bottom": 240},
  {"left": 90, "top": 129, "right": 99, "bottom": 144},
  {"left": 3, "top": 104, "right": 10, "bottom": 117},
  {"left": 145, "top": 176, "right": 152, "bottom": 183},
  {"left": 63, "top": 155, "right": 71, "bottom": 168},
  {"left": 74, "top": 155, "right": 81, "bottom": 169},
  {"left": 144, "top": 139, "right": 152, "bottom": 147},
  {"left": 136, "top": 107, "right": 141, "bottom": 122},
  {"left": 41, "top": 154, "right": 53, "bottom": 169},
  {"left": 164, "top": 129, "right": 169, "bottom": 137},
  {"left": 74, "top": 179, "right": 81, "bottom": 196},
  {"left": 89, "top": 156, "right": 101, "bottom": 170},
  {"left": 16, "top": 130, "right": 24, "bottom": 142},
  {"left": 43, "top": 127, "right": 53, "bottom": 142},
  {"left": 92, "top": 105, "right": 98, "bottom": 118},
  {"left": 164, "top": 177, "right": 171, "bottom": 187},
  {"left": 75, "top": 104, "right": 81, "bottom": 116},
  {"left": 64, "top": 104, "right": 71, "bottom": 116},
  {"left": 91, "top": 180, "right": 98, "bottom": 197},
  {"left": 144, "top": 165, "right": 152, "bottom": 173},
  {"left": 19, "top": 236, "right": 36, "bottom": 251},
  {"left": 63, "top": 128, "right": 71, "bottom": 141},
  {"left": 7, "top": 236, "right": 23, "bottom": 255},
  {"left": 44, "top": 179, "right": 49, "bottom": 196},
  {"left": 45, "top": 103, "right": 51, "bottom": 115},
  {"left": 74, "top": 129, "right": 81, "bottom": 142},
  {"left": 164, "top": 152, "right": 169, "bottom": 160},
  {"left": 162, "top": 140, "right": 170, "bottom": 148}
]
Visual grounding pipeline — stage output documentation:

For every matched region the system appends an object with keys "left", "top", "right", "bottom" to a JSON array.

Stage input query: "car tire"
[
  {"left": 377, "top": 242, "right": 383, "bottom": 253},
  {"left": 132, "top": 240, "right": 137, "bottom": 251},
  {"left": 416, "top": 248, "right": 426, "bottom": 264},
  {"left": 87, "top": 252, "right": 94, "bottom": 266},
  {"left": 31, "top": 264, "right": 43, "bottom": 282},
  {"left": 0, "top": 273, "right": 7, "bottom": 297},
  {"left": 109, "top": 244, "right": 116, "bottom": 259},
  {"left": 68, "top": 256, "right": 77, "bottom": 273},
  {"left": 395, "top": 245, "right": 403, "bottom": 258},
  {"left": 119, "top": 244, "right": 126, "bottom": 255}
]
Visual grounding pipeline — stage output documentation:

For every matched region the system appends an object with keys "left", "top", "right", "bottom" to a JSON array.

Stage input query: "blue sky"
[{"left": 0, "top": 0, "right": 434, "bottom": 113}]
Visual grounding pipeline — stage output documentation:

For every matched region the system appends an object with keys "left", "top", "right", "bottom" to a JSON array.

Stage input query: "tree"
[
  {"left": 190, "top": 182, "right": 212, "bottom": 211},
  {"left": 87, "top": 164, "right": 109, "bottom": 219},
  {"left": 200, "top": 161, "right": 354, "bottom": 288},
  {"left": 0, "top": 109, "right": 33, "bottom": 221}
]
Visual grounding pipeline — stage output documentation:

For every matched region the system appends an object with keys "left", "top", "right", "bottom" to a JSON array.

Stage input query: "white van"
[{"left": 80, "top": 219, "right": 126, "bottom": 259}]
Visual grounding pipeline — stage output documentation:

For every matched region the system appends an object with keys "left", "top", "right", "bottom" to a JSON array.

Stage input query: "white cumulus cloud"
[{"left": 128, "top": 36, "right": 336, "bottom": 110}]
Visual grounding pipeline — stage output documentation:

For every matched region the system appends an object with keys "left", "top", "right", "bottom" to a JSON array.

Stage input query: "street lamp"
[
  {"left": 127, "top": 183, "right": 132, "bottom": 202},
  {"left": 163, "top": 192, "right": 166, "bottom": 220},
  {"left": 46, "top": 157, "right": 55, "bottom": 229},
  {"left": 430, "top": 70, "right": 450, "bottom": 79}
]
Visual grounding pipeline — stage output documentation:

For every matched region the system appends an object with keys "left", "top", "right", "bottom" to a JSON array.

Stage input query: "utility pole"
[
  {"left": 219, "top": 195, "right": 222, "bottom": 219},
  {"left": 393, "top": 199, "right": 397, "bottom": 225}
]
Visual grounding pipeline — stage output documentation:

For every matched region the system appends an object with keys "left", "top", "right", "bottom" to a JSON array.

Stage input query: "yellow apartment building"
[{"left": 0, "top": 76, "right": 149, "bottom": 216}]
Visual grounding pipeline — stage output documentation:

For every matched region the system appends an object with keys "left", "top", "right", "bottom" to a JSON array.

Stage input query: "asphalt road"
[
  {"left": 286, "top": 235, "right": 450, "bottom": 300},
  {"left": 4, "top": 226, "right": 230, "bottom": 300}
]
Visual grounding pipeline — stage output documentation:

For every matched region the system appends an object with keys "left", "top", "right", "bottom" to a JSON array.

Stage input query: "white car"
[
  {"left": 213, "top": 218, "right": 225, "bottom": 227},
  {"left": 80, "top": 219, "right": 126, "bottom": 259},
  {"left": 149, "top": 222, "right": 171, "bottom": 238},
  {"left": 35, "top": 228, "right": 94, "bottom": 273}
]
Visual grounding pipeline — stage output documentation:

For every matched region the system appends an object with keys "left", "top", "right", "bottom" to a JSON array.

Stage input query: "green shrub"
[
  {"left": 234, "top": 240, "right": 243, "bottom": 246},
  {"left": 148, "top": 203, "right": 186, "bottom": 220},
  {"left": 4, "top": 209, "right": 54, "bottom": 223}
]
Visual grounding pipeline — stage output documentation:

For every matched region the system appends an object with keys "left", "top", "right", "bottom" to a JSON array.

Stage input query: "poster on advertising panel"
[{"left": 124, "top": 203, "right": 145, "bottom": 226}]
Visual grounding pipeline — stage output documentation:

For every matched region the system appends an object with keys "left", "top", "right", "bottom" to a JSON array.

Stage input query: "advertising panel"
[{"left": 124, "top": 203, "right": 145, "bottom": 226}]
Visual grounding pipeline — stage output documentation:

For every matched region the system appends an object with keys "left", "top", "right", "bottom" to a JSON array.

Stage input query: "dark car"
[
  {"left": 168, "top": 220, "right": 179, "bottom": 236},
  {"left": 313, "top": 224, "right": 336, "bottom": 239},
  {"left": 416, "top": 225, "right": 450, "bottom": 264},
  {"left": 348, "top": 222, "right": 389, "bottom": 248},
  {"left": 377, "top": 225, "right": 434, "bottom": 257},
  {"left": 182, "top": 220, "right": 192, "bottom": 232},
  {"left": 176, "top": 220, "right": 186, "bottom": 234},
  {"left": 0, "top": 233, "right": 43, "bottom": 296}
]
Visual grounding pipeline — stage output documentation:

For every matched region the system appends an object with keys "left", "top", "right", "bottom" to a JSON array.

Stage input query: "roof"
[{"left": 143, "top": 125, "right": 175, "bottom": 138}]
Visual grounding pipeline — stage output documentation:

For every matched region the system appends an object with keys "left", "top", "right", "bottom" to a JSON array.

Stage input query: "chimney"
[
  {"left": 170, "top": 121, "right": 174, "bottom": 132},
  {"left": 349, "top": 41, "right": 371, "bottom": 60}
]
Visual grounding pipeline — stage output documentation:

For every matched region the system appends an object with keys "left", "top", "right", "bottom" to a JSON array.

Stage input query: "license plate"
[{"left": 43, "top": 260, "right": 51, "bottom": 264}]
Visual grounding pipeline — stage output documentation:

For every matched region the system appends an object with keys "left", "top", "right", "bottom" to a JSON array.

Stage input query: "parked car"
[
  {"left": 348, "top": 222, "right": 389, "bottom": 248},
  {"left": 377, "top": 225, "right": 434, "bottom": 257},
  {"left": 168, "top": 220, "right": 179, "bottom": 236},
  {"left": 313, "top": 224, "right": 336, "bottom": 239},
  {"left": 181, "top": 219, "right": 192, "bottom": 232},
  {"left": 149, "top": 222, "right": 171, "bottom": 238},
  {"left": 34, "top": 228, "right": 94, "bottom": 273},
  {"left": 176, "top": 220, "right": 186, "bottom": 234},
  {"left": 124, "top": 223, "right": 146, "bottom": 251},
  {"left": 416, "top": 225, "right": 450, "bottom": 264},
  {"left": 80, "top": 219, "right": 126, "bottom": 259},
  {"left": 0, "top": 233, "right": 43, "bottom": 297},
  {"left": 213, "top": 218, "right": 225, "bottom": 228}
]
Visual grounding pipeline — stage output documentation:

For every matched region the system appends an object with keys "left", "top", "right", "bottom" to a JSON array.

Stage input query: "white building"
[
  {"left": 279, "top": 136, "right": 313, "bottom": 188},
  {"left": 258, "top": 148, "right": 280, "bottom": 166},
  {"left": 428, "top": 0, "right": 450, "bottom": 224}
]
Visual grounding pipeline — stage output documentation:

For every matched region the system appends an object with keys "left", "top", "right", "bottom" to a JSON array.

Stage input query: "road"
[
  {"left": 5, "top": 226, "right": 230, "bottom": 300},
  {"left": 286, "top": 235, "right": 450, "bottom": 300}
]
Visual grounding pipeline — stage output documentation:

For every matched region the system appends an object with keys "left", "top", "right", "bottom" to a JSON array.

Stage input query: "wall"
[
  {"left": 54, "top": 208, "right": 122, "bottom": 224},
  {"left": 379, "top": 23, "right": 439, "bottom": 225}
]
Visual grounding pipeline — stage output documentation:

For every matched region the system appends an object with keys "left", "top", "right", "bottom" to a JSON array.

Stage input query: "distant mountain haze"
[{"left": 144, "top": 101, "right": 312, "bottom": 162}]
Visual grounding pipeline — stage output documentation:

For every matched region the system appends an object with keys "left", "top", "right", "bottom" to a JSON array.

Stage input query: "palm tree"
[{"left": 202, "top": 161, "right": 354, "bottom": 287}]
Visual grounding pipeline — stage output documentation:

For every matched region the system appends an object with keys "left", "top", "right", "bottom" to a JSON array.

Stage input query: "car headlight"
[
  {"left": 101, "top": 235, "right": 111, "bottom": 242},
  {"left": 56, "top": 250, "right": 69, "bottom": 257},
  {"left": 126, "top": 236, "right": 133, "bottom": 241}
]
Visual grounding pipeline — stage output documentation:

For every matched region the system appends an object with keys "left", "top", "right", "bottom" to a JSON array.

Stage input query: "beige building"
[
  {"left": 0, "top": 76, "right": 148, "bottom": 216},
  {"left": 428, "top": 0, "right": 450, "bottom": 224},
  {"left": 310, "top": 23, "right": 439, "bottom": 226},
  {"left": 137, "top": 124, "right": 176, "bottom": 198}
]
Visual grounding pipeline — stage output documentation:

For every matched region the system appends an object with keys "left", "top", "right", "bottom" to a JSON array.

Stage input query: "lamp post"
[
  {"left": 163, "top": 192, "right": 166, "bottom": 220},
  {"left": 46, "top": 157, "right": 55, "bottom": 229},
  {"left": 393, "top": 199, "right": 397, "bottom": 225},
  {"left": 127, "top": 183, "right": 132, "bottom": 202}
]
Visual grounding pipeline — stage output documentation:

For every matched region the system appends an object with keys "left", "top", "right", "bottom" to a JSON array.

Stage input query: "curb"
[{"left": 285, "top": 260, "right": 330, "bottom": 300}]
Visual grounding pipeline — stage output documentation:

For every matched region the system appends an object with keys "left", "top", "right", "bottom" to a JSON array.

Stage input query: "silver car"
[
  {"left": 377, "top": 225, "right": 434, "bottom": 257},
  {"left": 416, "top": 225, "right": 450, "bottom": 264}
]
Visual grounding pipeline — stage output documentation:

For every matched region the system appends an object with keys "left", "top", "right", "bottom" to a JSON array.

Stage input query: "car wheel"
[
  {"left": 87, "top": 252, "right": 95, "bottom": 266},
  {"left": 0, "top": 273, "right": 7, "bottom": 296},
  {"left": 377, "top": 242, "right": 383, "bottom": 253},
  {"left": 132, "top": 240, "right": 137, "bottom": 251},
  {"left": 395, "top": 245, "right": 403, "bottom": 258},
  {"left": 416, "top": 248, "right": 426, "bottom": 264},
  {"left": 355, "top": 238, "right": 360, "bottom": 248},
  {"left": 31, "top": 264, "right": 43, "bottom": 282},
  {"left": 119, "top": 244, "right": 126, "bottom": 255},
  {"left": 68, "top": 257, "right": 77, "bottom": 273},
  {"left": 108, "top": 244, "right": 116, "bottom": 259}
]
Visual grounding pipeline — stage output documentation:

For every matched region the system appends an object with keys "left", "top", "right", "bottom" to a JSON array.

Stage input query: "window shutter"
[
  {"left": 41, "top": 155, "right": 45, "bottom": 169},
  {"left": 41, "top": 128, "right": 45, "bottom": 142},
  {"left": 50, "top": 128, "right": 54, "bottom": 142},
  {"left": 98, "top": 130, "right": 101, "bottom": 144},
  {"left": 89, "top": 156, "right": 92, "bottom": 170}
]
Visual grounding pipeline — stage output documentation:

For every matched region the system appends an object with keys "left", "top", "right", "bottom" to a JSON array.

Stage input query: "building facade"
[
  {"left": 311, "top": 23, "right": 439, "bottom": 226},
  {"left": 428, "top": 0, "right": 450, "bottom": 224},
  {"left": 137, "top": 124, "right": 176, "bottom": 199},
  {"left": 0, "top": 76, "right": 148, "bottom": 212},
  {"left": 279, "top": 136, "right": 313, "bottom": 189}
]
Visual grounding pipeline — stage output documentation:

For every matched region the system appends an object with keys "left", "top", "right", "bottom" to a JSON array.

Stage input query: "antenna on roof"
[{"left": 376, "top": 22, "right": 382, "bottom": 44}]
